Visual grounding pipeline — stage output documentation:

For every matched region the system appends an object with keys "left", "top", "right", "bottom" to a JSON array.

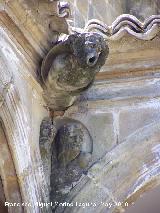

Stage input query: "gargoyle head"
[
  {"left": 70, "top": 32, "right": 108, "bottom": 69},
  {"left": 41, "top": 32, "right": 109, "bottom": 110},
  {"left": 42, "top": 32, "right": 108, "bottom": 89},
  {"left": 53, "top": 33, "right": 109, "bottom": 91}
]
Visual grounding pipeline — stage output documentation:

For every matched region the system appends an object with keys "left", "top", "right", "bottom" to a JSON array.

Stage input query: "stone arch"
[
  {"left": 0, "top": 27, "right": 49, "bottom": 212},
  {"left": 123, "top": 183, "right": 160, "bottom": 213},
  {"left": 0, "top": 176, "right": 8, "bottom": 213},
  {"left": 124, "top": 183, "right": 160, "bottom": 213},
  {"left": 0, "top": 121, "right": 22, "bottom": 213}
]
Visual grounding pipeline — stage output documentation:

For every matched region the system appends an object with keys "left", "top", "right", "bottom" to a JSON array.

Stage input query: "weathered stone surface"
[
  {"left": 65, "top": 110, "right": 116, "bottom": 162},
  {"left": 0, "top": 6, "right": 71, "bottom": 211},
  {"left": 69, "top": 0, "right": 125, "bottom": 26},
  {"left": 64, "top": 52, "right": 160, "bottom": 212},
  {"left": 69, "top": 0, "right": 160, "bottom": 28},
  {"left": 1, "top": 1, "right": 160, "bottom": 213},
  {"left": 57, "top": 122, "right": 160, "bottom": 213},
  {"left": 76, "top": 0, "right": 88, "bottom": 20},
  {"left": 86, "top": 112, "right": 115, "bottom": 160},
  {"left": 119, "top": 106, "right": 160, "bottom": 142},
  {"left": 39, "top": 117, "right": 93, "bottom": 212},
  {"left": 126, "top": 0, "right": 160, "bottom": 21},
  {"left": 125, "top": 185, "right": 160, "bottom": 213},
  {"left": 0, "top": 177, "right": 8, "bottom": 213},
  {"left": 41, "top": 32, "right": 109, "bottom": 110},
  {"left": 0, "top": 123, "right": 22, "bottom": 213},
  {"left": 0, "top": 0, "right": 69, "bottom": 55},
  {"left": 0, "top": 21, "right": 49, "bottom": 213}
]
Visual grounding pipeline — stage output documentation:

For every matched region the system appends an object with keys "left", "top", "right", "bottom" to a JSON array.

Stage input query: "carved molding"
[
  {"left": 0, "top": 24, "right": 49, "bottom": 213},
  {"left": 0, "top": 84, "right": 49, "bottom": 213},
  {"left": 72, "top": 14, "right": 160, "bottom": 41},
  {"left": 0, "top": 0, "right": 71, "bottom": 57}
]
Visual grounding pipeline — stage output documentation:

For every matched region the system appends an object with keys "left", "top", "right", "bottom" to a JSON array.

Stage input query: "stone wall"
[
  {"left": 68, "top": 0, "right": 160, "bottom": 28},
  {"left": 126, "top": 0, "right": 160, "bottom": 20},
  {"left": 0, "top": 0, "right": 160, "bottom": 213},
  {"left": 68, "top": 0, "right": 125, "bottom": 27},
  {"left": 60, "top": 30, "right": 160, "bottom": 212}
]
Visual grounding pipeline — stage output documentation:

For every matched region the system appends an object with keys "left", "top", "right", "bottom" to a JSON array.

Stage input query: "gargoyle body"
[
  {"left": 39, "top": 32, "right": 109, "bottom": 212},
  {"left": 41, "top": 32, "right": 109, "bottom": 110}
]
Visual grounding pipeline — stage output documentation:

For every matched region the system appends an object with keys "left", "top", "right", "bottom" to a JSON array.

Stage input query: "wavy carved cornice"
[{"left": 72, "top": 14, "right": 160, "bottom": 41}]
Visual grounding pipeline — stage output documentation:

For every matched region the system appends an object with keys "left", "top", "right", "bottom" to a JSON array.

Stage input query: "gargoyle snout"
[{"left": 86, "top": 52, "right": 99, "bottom": 67}]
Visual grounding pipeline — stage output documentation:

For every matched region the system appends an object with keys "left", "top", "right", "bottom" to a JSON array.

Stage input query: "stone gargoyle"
[
  {"left": 39, "top": 32, "right": 109, "bottom": 212},
  {"left": 40, "top": 32, "right": 109, "bottom": 110}
]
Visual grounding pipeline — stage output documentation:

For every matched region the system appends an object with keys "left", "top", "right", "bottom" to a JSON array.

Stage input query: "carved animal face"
[
  {"left": 70, "top": 32, "right": 109, "bottom": 69},
  {"left": 56, "top": 33, "right": 109, "bottom": 91},
  {"left": 41, "top": 32, "right": 109, "bottom": 110}
]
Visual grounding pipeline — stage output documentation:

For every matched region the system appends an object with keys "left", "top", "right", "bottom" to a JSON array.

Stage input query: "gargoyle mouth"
[{"left": 86, "top": 52, "right": 100, "bottom": 67}]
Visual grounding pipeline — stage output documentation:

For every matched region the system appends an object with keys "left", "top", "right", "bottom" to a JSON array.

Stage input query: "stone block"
[
  {"left": 119, "top": 106, "right": 160, "bottom": 142},
  {"left": 91, "top": 0, "right": 124, "bottom": 24},
  {"left": 70, "top": 111, "right": 116, "bottom": 162},
  {"left": 74, "top": 8, "right": 85, "bottom": 27},
  {"left": 76, "top": 0, "right": 88, "bottom": 20},
  {"left": 125, "top": 0, "right": 159, "bottom": 21}
]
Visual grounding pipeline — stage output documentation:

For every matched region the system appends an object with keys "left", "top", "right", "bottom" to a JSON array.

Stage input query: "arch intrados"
[{"left": 0, "top": 120, "right": 23, "bottom": 213}]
